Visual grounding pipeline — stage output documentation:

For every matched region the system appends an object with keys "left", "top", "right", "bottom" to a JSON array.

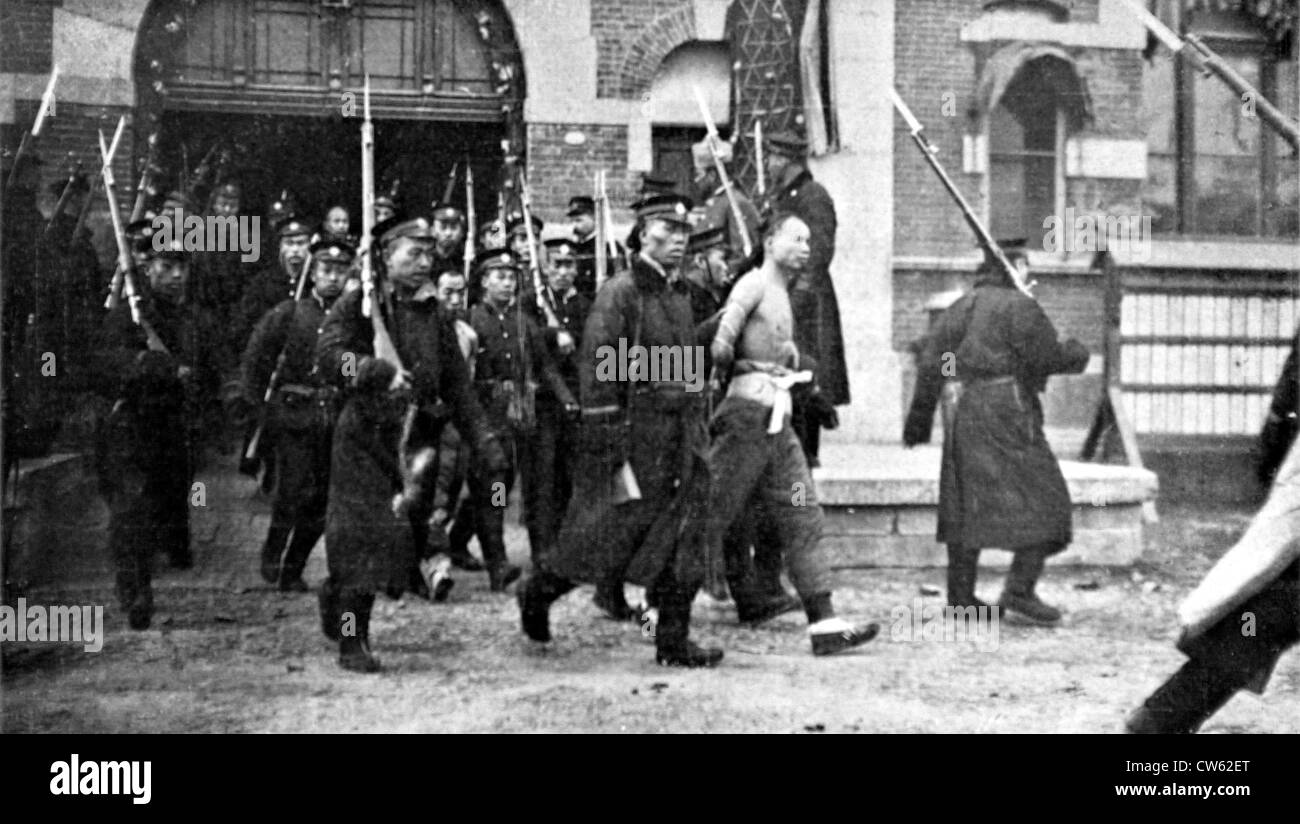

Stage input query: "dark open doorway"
[{"left": 157, "top": 110, "right": 505, "bottom": 229}]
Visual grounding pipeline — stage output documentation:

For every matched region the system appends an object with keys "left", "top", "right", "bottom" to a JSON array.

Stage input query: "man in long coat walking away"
[{"left": 904, "top": 243, "right": 1089, "bottom": 625}]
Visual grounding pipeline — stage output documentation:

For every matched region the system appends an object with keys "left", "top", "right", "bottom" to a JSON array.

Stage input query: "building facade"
[{"left": 2, "top": 0, "right": 1296, "bottom": 461}]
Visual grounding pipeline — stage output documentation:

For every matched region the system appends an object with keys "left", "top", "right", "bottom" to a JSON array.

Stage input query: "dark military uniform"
[
  {"left": 237, "top": 260, "right": 301, "bottom": 356},
  {"left": 448, "top": 293, "right": 573, "bottom": 578},
  {"left": 694, "top": 184, "right": 761, "bottom": 275},
  {"left": 905, "top": 271, "right": 1089, "bottom": 618},
  {"left": 39, "top": 197, "right": 103, "bottom": 393},
  {"left": 241, "top": 292, "right": 337, "bottom": 590},
  {"left": 93, "top": 253, "right": 219, "bottom": 629},
  {"left": 316, "top": 233, "right": 499, "bottom": 664},
  {"left": 520, "top": 284, "right": 589, "bottom": 563},
  {"left": 519, "top": 206, "right": 719, "bottom": 665}
]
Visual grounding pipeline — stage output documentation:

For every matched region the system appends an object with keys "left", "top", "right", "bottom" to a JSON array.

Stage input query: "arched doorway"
[{"left": 132, "top": 0, "right": 525, "bottom": 224}]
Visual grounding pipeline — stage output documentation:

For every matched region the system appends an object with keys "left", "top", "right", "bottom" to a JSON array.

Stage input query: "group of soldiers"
[
  {"left": 4, "top": 126, "right": 886, "bottom": 673},
  {"left": 5, "top": 117, "right": 1296, "bottom": 729}
]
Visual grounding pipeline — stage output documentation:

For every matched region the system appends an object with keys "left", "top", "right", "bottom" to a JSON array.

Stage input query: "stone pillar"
[{"left": 811, "top": 0, "right": 900, "bottom": 446}]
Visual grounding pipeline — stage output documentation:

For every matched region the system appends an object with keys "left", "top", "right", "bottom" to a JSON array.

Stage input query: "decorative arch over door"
[{"left": 133, "top": 0, "right": 525, "bottom": 167}]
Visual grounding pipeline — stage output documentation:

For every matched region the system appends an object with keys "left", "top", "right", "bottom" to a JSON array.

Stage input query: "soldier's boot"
[
  {"left": 318, "top": 577, "right": 342, "bottom": 641},
  {"left": 946, "top": 545, "right": 989, "bottom": 610},
  {"left": 1125, "top": 657, "right": 1241, "bottom": 734},
  {"left": 479, "top": 518, "right": 520, "bottom": 593},
  {"left": 998, "top": 546, "right": 1062, "bottom": 626},
  {"left": 518, "top": 569, "right": 575, "bottom": 643},
  {"left": 278, "top": 525, "right": 320, "bottom": 593},
  {"left": 117, "top": 563, "right": 153, "bottom": 631},
  {"left": 260, "top": 524, "right": 291, "bottom": 585},
  {"left": 653, "top": 580, "right": 723, "bottom": 668},
  {"left": 593, "top": 574, "right": 639, "bottom": 622},
  {"left": 446, "top": 502, "right": 485, "bottom": 571},
  {"left": 337, "top": 591, "right": 380, "bottom": 674}
]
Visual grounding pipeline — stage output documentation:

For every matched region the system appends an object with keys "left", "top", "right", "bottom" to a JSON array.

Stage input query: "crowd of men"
[
  {"left": 2, "top": 129, "right": 886, "bottom": 673},
  {"left": 6, "top": 123, "right": 1295, "bottom": 723}
]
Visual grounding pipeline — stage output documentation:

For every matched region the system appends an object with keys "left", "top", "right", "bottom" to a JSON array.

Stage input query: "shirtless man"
[{"left": 709, "top": 213, "right": 879, "bottom": 656}]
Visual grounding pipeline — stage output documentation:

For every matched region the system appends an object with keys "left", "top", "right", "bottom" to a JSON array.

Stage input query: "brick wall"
[
  {"left": 591, "top": 0, "right": 694, "bottom": 99},
  {"left": 0, "top": 0, "right": 56, "bottom": 75},
  {"left": 894, "top": 0, "right": 982, "bottom": 259},
  {"left": 526, "top": 121, "right": 639, "bottom": 223},
  {"left": 893, "top": 3, "right": 1147, "bottom": 259}
]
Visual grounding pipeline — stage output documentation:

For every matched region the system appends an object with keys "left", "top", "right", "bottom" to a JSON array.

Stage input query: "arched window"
[
  {"left": 987, "top": 56, "right": 1081, "bottom": 250},
  {"left": 647, "top": 41, "right": 731, "bottom": 192}
]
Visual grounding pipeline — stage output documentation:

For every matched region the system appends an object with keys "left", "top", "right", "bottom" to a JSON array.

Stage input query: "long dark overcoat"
[
  {"left": 904, "top": 278, "right": 1089, "bottom": 550},
  {"left": 547, "top": 257, "right": 713, "bottom": 588},
  {"left": 316, "top": 284, "right": 493, "bottom": 593}
]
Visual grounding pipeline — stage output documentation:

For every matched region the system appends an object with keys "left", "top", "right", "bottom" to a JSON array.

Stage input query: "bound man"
[
  {"left": 763, "top": 131, "right": 849, "bottom": 465},
  {"left": 242, "top": 237, "right": 352, "bottom": 592},
  {"left": 518, "top": 193, "right": 723, "bottom": 668},
  {"left": 316, "top": 216, "right": 507, "bottom": 672},
  {"left": 708, "top": 214, "right": 879, "bottom": 653},
  {"left": 94, "top": 238, "right": 218, "bottom": 628},
  {"left": 904, "top": 241, "right": 1090, "bottom": 625}
]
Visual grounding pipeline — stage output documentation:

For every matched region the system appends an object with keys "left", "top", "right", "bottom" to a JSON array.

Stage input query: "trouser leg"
[
  {"left": 1126, "top": 656, "right": 1244, "bottom": 734},
  {"left": 650, "top": 565, "right": 696, "bottom": 654},
  {"left": 946, "top": 544, "right": 982, "bottom": 608},
  {"left": 762, "top": 425, "right": 832, "bottom": 604},
  {"left": 706, "top": 404, "right": 773, "bottom": 605}
]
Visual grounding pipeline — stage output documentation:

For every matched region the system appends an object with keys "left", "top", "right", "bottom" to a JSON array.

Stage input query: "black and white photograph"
[{"left": 1, "top": 0, "right": 1297, "bottom": 747}]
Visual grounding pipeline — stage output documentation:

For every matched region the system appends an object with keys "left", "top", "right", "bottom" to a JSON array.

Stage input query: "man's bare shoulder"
[{"left": 727, "top": 268, "right": 766, "bottom": 307}]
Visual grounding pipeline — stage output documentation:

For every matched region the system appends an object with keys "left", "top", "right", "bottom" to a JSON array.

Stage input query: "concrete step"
[{"left": 812, "top": 444, "right": 1158, "bottom": 568}]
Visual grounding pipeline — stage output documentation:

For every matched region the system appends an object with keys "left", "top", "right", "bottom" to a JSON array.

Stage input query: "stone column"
[{"left": 811, "top": 0, "right": 900, "bottom": 447}]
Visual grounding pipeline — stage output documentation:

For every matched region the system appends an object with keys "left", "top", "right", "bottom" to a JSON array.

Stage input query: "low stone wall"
[{"left": 813, "top": 445, "right": 1158, "bottom": 569}]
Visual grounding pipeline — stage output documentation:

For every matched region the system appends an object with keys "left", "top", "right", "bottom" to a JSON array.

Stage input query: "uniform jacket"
[
  {"left": 696, "top": 184, "right": 762, "bottom": 271},
  {"left": 469, "top": 299, "right": 574, "bottom": 432},
  {"left": 530, "top": 285, "right": 591, "bottom": 400},
  {"left": 548, "top": 255, "right": 714, "bottom": 587},
  {"left": 236, "top": 264, "right": 299, "bottom": 356},
  {"left": 241, "top": 294, "right": 335, "bottom": 431},
  {"left": 905, "top": 278, "right": 1089, "bottom": 549},
  {"left": 766, "top": 166, "right": 850, "bottom": 405}
]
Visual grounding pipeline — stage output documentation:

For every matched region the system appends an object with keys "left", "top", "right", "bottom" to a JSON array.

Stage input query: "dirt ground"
[{"left": 2, "top": 453, "right": 1297, "bottom": 734}]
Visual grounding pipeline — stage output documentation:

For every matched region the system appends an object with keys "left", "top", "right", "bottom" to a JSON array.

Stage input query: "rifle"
[
  {"left": 593, "top": 171, "right": 607, "bottom": 292},
  {"left": 441, "top": 161, "right": 460, "bottom": 208},
  {"left": 517, "top": 170, "right": 561, "bottom": 328},
  {"left": 358, "top": 75, "right": 404, "bottom": 373},
  {"left": 98, "top": 120, "right": 168, "bottom": 353},
  {"left": 463, "top": 161, "right": 476, "bottom": 280},
  {"left": 242, "top": 254, "right": 313, "bottom": 464},
  {"left": 599, "top": 170, "right": 629, "bottom": 270},
  {"left": 693, "top": 86, "right": 754, "bottom": 257},
  {"left": 43, "top": 156, "right": 82, "bottom": 240},
  {"left": 1117, "top": 0, "right": 1298, "bottom": 151},
  {"left": 104, "top": 136, "right": 161, "bottom": 310},
  {"left": 889, "top": 88, "right": 1034, "bottom": 299},
  {"left": 6, "top": 65, "right": 58, "bottom": 189}
]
